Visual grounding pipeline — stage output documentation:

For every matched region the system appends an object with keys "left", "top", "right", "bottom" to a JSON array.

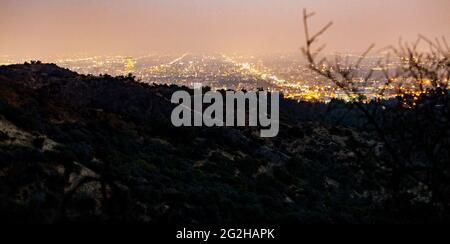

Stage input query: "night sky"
[{"left": 1, "top": 0, "right": 449, "bottom": 57}]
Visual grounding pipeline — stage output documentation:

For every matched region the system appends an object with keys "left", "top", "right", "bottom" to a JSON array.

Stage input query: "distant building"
[{"left": 123, "top": 57, "right": 136, "bottom": 75}]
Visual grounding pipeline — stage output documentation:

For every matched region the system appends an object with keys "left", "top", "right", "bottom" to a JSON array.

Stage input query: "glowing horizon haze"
[{"left": 1, "top": 0, "right": 449, "bottom": 58}]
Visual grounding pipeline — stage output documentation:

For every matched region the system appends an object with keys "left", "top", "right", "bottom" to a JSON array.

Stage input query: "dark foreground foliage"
[{"left": 0, "top": 63, "right": 449, "bottom": 224}]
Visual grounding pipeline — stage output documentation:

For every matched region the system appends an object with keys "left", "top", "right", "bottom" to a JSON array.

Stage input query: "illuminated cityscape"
[{"left": 0, "top": 53, "right": 402, "bottom": 102}]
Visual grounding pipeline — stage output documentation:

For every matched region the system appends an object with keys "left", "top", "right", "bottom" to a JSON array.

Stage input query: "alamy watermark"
[{"left": 171, "top": 83, "right": 280, "bottom": 138}]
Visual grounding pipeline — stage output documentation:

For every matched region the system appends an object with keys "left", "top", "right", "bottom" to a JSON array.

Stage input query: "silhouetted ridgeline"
[{"left": 0, "top": 63, "right": 449, "bottom": 224}]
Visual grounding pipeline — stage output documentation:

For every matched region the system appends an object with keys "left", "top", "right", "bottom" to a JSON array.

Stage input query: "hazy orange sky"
[{"left": 1, "top": 0, "right": 449, "bottom": 57}]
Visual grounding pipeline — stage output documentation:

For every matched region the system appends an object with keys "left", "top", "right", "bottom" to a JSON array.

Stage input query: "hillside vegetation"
[{"left": 0, "top": 63, "right": 448, "bottom": 224}]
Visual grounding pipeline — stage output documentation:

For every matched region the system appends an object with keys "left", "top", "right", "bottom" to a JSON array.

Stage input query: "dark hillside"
[{"left": 0, "top": 63, "right": 447, "bottom": 224}]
